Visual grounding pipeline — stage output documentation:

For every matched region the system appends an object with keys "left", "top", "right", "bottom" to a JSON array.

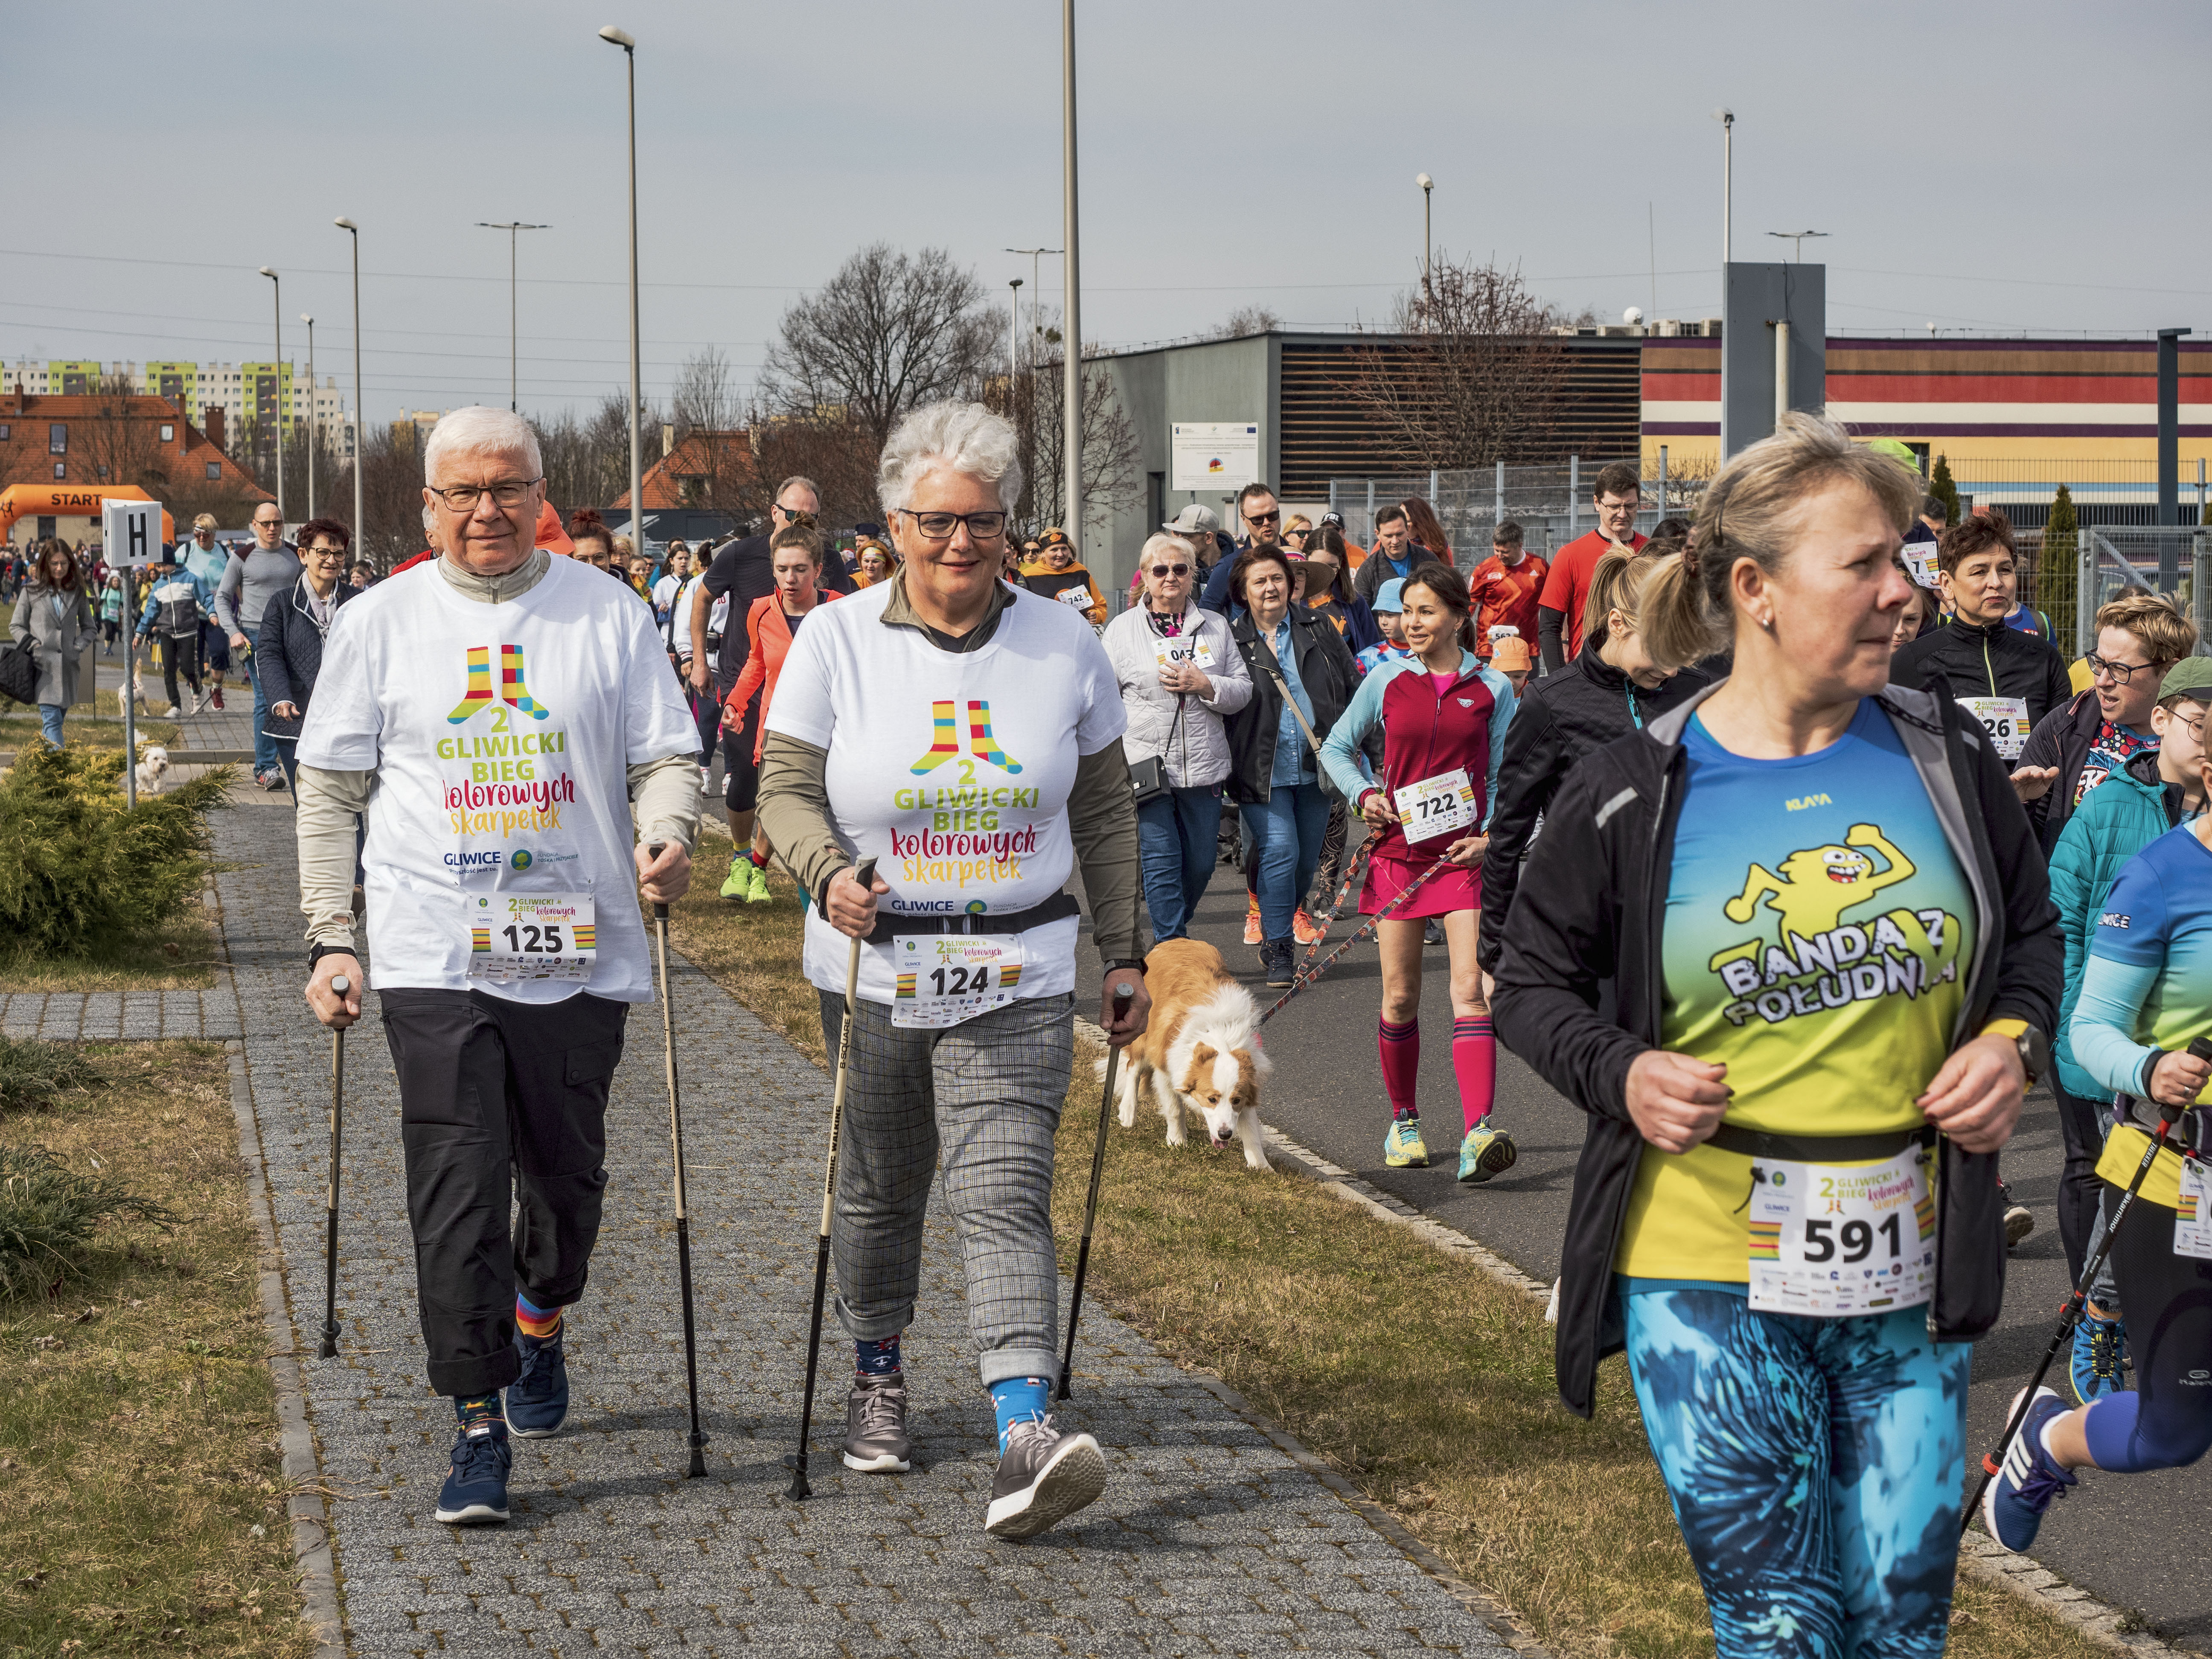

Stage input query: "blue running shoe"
[
  {"left": 1457, "top": 1123, "right": 1518, "bottom": 1185},
  {"left": 1981, "top": 1386, "right": 2076, "bottom": 1553},
  {"left": 435, "top": 1416, "right": 512, "bottom": 1525},
  {"left": 2069, "top": 1313, "right": 2129, "bottom": 1406},
  {"left": 507, "top": 1325, "right": 569, "bottom": 1439}
]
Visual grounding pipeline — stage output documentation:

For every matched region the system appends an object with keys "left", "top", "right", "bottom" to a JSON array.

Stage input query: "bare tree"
[
  {"left": 1339, "top": 256, "right": 1571, "bottom": 468},
  {"left": 71, "top": 375, "right": 169, "bottom": 500},
  {"left": 668, "top": 346, "right": 759, "bottom": 518},
  {"left": 761, "top": 244, "right": 996, "bottom": 456},
  {"left": 536, "top": 392, "right": 658, "bottom": 518},
  {"left": 1208, "top": 305, "right": 1283, "bottom": 341},
  {"left": 986, "top": 317, "right": 1141, "bottom": 550}
]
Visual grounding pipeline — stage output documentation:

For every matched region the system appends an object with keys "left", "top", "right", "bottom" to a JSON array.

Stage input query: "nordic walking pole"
[
  {"left": 1058, "top": 979, "right": 1137, "bottom": 1403},
  {"left": 786, "top": 856, "right": 877, "bottom": 1501},
  {"left": 317, "top": 975, "right": 349, "bottom": 1360},
  {"left": 1960, "top": 1034, "right": 2211, "bottom": 1535},
  {"left": 646, "top": 842, "right": 709, "bottom": 1478}
]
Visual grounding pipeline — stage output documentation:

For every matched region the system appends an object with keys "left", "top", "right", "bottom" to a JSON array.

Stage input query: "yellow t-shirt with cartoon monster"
[{"left": 1615, "top": 701, "right": 1976, "bottom": 1281}]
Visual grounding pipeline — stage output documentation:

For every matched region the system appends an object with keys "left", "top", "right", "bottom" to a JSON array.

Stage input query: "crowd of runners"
[{"left": 28, "top": 387, "right": 2183, "bottom": 1650}]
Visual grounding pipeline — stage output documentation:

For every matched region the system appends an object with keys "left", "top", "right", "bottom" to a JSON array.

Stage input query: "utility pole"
[
  {"left": 335, "top": 219, "right": 364, "bottom": 551},
  {"left": 1004, "top": 247, "right": 1060, "bottom": 373},
  {"left": 478, "top": 221, "right": 550, "bottom": 412},
  {"left": 1060, "top": 0, "right": 1084, "bottom": 545},
  {"left": 300, "top": 313, "right": 317, "bottom": 518},
  {"left": 1007, "top": 279, "right": 1023, "bottom": 385}
]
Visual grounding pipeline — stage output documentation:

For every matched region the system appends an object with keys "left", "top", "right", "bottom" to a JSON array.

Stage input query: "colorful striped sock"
[
  {"left": 456, "top": 1391, "right": 505, "bottom": 1428},
  {"left": 855, "top": 1334, "right": 902, "bottom": 1379},
  {"left": 515, "top": 1292, "right": 562, "bottom": 1342},
  {"left": 1453, "top": 1014, "right": 1497, "bottom": 1135},
  {"left": 1378, "top": 1018, "right": 1420, "bottom": 1121}
]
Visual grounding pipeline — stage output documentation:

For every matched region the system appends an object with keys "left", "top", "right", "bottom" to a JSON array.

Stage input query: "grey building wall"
[{"left": 1095, "top": 333, "right": 1276, "bottom": 603}]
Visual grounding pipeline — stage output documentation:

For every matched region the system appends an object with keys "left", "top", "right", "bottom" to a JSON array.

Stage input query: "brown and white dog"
[{"left": 1109, "top": 938, "right": 1272, "bottom": 1170}]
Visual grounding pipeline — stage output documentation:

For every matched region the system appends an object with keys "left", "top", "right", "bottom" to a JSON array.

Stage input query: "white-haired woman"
[
  {"left": 1102, "top": 530, "right": 1253, "bottom": 940},
  {"left": 1492, "top": 413, "right": 2060, "bottom": 1654},
  {"left": 755, "top": 399, "right": 1149, "bottom": 1541},
  {"left": 295, "top": 404, "right": 701, "bottom": 1531}
]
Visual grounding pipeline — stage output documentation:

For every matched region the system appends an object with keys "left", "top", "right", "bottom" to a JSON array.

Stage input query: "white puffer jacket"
[{"left": 1100, "top": 600, "right": 1253, "bottom": 789}]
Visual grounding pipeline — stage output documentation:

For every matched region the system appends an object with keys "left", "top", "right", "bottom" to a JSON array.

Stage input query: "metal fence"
[
  {"left": 2043, "top": 526, "right": 2212, "bottom": 656},
  {"left": 1324, "top": 459, "right": 1710, "bottom": 565}
]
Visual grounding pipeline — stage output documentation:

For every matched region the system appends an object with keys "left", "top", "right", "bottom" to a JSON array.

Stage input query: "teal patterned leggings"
[{"left": 1620, "top": 1281, "right": 1969, "bottom": 1658}]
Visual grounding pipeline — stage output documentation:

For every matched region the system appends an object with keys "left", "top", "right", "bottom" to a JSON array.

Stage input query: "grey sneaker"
[
  {"left": 841, "top": 1375, "right": 911, "bottom": 1473},
  {"left": 983, "top": 1415, "right": 1106, "bottom": 1540}
]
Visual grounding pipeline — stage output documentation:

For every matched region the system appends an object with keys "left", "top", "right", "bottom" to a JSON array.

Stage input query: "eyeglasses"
[
  {"left": 428, "top": 479, "right": 541, "bottom": 511},
  {"left": 1245, "top": 508, "right": 1281, "bottom": 525},
  {"left": 252, "top": 516, "right": 282, "bottom": 528},
  {"left": 2086, "top": 652, "right": 2163, "bottom": 684},
  {"left": 1147, "top": 562, "right": 1191, "bottom": 577},
  {"left": 2170, "top": 709, "right": 2207, "bottom": 743},
  {"left": 899, "top": 509, "right": 1009, "bottom": 541}
]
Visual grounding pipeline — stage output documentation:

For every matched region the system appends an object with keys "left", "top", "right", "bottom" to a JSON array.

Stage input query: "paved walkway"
[
  {"left": 210, "top": 805, "right": 1516, "bottom": 1655},
  {"left": 0, "top": 988, "right": 240, "bottom": 1039}
]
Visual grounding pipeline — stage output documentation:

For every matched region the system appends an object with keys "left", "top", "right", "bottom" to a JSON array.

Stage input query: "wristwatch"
[
  {"left": 1103, "top": 957, "right": 1150, "bottom": 980},
  {"left": 2010, "top": 1023, "right": 2051, "bottom": 1087}
]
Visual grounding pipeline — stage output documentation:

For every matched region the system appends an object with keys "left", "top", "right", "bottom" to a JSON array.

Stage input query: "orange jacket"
[{"left": 724, "top": 589, "right": 839, "bottom": 762}]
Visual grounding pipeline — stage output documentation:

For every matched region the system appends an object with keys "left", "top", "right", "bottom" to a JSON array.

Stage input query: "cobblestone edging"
[{"left": 0, "top": 989, "right": 242, "bottom": 1040}]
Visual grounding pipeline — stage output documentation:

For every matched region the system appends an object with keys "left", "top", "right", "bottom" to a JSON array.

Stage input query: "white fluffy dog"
[
  {"left": 134, "top": 745, "right": 172, "bottom": 797},
  {"left": 1107, "top": 938, "right": 1272, "bottom": 1170}
]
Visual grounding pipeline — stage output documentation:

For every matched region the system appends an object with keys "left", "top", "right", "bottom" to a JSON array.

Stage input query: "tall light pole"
[
  {"left": 1766, "top": 229, "right": 1827, "bottom": 263},
  {"left": 1007, "top": 278, "right": 1023, "bottom": 385},
  {"left": 258, "top": 267, "right": 285, "bottom": 524},
  {"left": 1417, "top": 173, "right": 1434, "bottom": 303},
  {"left": 1004, "top": 247, "right": 1059, "bottom": 372},
  {"left": 300, "top": 313, "right": 317, "bottom": 518},
  {"left": 600, "top": 26, "right": 643, "bottom": 550},
  {"left": 1712, "top": 108, "right": 1733, "bottom": 265},
  {"left": 1059, "top": 0, "right": 1083, "bottom": 545},
  {"left": 335, "top": 219, "right": 363, "bottom": 548},
  {"left": 477, "top": 221, "right": 550, "bottom": 412}
]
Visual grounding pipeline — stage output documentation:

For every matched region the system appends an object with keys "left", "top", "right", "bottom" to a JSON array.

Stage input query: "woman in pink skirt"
[{"left": 1321, "top": 565, "right": 1519, "bottom": 1181}]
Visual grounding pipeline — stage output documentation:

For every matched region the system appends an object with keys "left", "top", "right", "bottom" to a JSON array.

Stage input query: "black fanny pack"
[
  {"left": 864, "top": 890, "right": 1081, "bottom": 946},
  {"left": 1706, "top": 1124, "right": 1933, "bottom": 1163}
]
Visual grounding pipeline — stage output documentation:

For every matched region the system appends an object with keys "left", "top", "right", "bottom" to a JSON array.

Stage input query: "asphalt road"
[{"left": 1076, "top": 825, "right": 2211, "bottom": 1652}]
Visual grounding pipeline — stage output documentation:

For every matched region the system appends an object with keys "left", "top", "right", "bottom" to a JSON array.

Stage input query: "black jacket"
[
  {"left": 1490, "top": 681, "right": 2061, "bottom": 1419},
  {"left": 1889, "top": 615, "right": 2072, "bottom": 736},
  {"left": 256, "top": 575, "right": 358, "bottom": 714},
  {"left": 1351, "top": 542, "right": 1446, "bottom": 606},
  {"left": 2015, "top": 687, "right": 2106, "bottom": 853},
  {"left": 1223, "top": 606, "right": 1361, "bottom": 804},
  {"left": 1477, "top": 633, "right": 1712, "bottom": 973}
]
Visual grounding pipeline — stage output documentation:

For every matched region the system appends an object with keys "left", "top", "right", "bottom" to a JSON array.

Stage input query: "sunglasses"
[
  {"left": 1147, "top": 562, "right": 1190, "bottom": 577},
  {"left": 1245, "top": 509, "right": 1281, "bottom": 524}
]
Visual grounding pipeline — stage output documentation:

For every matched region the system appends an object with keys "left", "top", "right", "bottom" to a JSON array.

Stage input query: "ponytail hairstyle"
[
  {"left": 1581, "top": 549, "right": 1661, "bottom": 651},
  {"left": 1398, "top": 561, "right": 1478, "bottom": 653},
  {"left": 769, "top": 515, "right": 825, "bottom": 566},
  {"left": 1646, "top": 410, "right": 1921, "bottom": 671}
]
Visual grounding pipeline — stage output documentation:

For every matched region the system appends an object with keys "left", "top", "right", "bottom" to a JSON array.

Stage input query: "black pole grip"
[{"left": 647, "top": 841, "right": 669, "bottom": 921}]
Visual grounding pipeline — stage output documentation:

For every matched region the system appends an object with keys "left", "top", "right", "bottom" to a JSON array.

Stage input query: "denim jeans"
[
  {"left": 1137, "top": 784, "right": 1223, "bottom": 943},
  {"left": 1240, "top": 782, "right": 1329, "bottom": 943},
  {"left": 245, "top": 651, "right": 279, "bottom": 777},
  {"left": 38, "top": 702, "right": 65, "bottom": 746}
]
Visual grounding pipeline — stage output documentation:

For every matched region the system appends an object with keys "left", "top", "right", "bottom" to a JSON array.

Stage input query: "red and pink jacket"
[{"left": 1318, "top": 647, "right": 1517, "bottom": 867}]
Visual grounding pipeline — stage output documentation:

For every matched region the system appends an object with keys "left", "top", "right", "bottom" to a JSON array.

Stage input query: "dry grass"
[
  {"left": 0, "top": 1040, "right": 310, "bottom": 1659},
  {"left": 667, "top": 875, "right": 2116, "bottom": 1659},
  {"left": 0, "top": 897, "right": 218, "bottom": 992}
]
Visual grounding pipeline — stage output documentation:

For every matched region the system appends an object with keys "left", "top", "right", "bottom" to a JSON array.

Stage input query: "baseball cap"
[
  {"left": 1162, "top": 504, "right": 1220, "bottom": 536},
  {"left": 852, "top": 520, "right": 885, "bottom": 539},
  {"left": 1318, "top": 510, "right": 1346, "bottom": 529},
  {"left": 1373, "top": 578, "right": 1405, "bottom": 613},
  {"left": 1490, "top": 635, "right": 1534, "bottom": 673},
  {"left": 2159, "top": 655, "right": 2212, "bottom": 703}
]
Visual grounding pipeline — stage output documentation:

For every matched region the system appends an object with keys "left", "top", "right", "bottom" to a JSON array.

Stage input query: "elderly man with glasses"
[
  {"left": 215, "top": 501, "right": 305, "bottom": 788},
  {"left": 756, "top": 399, "right": 1149, "bottom": 1538},
  {"left": 296, "top": 405, "right": 701, "bottom": 1528}
]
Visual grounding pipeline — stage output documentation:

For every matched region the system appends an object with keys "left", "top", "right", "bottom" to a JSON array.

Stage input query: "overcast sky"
[{"left": 9, "top": 0, "right": 2208, "bottom": 426}]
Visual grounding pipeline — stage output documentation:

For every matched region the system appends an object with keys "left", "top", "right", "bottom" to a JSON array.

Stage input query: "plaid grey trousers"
[{"left": 821, "top": 990, "right": 1074, "bottom": 1387}]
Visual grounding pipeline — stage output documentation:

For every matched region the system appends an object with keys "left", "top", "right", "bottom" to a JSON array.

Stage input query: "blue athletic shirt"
[
  {"left": 2072, "top": 822, "right": 2212, "bottom": 1099},
  {"left": 1617, "top": 698, "right": 1975, "bottom": 1281}
]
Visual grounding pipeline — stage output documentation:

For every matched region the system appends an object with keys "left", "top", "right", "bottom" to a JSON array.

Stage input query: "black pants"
[
  {"left": 722, "top": 693, "right": 763, "bottom": 813},
  {"left": 2054, "top": 1080, "right": 2110, "bottom": 1284},
  {"left": 159, "top": 629, "right": 201, "bottom": 708},
  {"left": 380, "top": 987, "right": 629, "bottom": 1397},
  {"left": 2102, "top": 1180, "right": 2212, "bottom": 1471}
]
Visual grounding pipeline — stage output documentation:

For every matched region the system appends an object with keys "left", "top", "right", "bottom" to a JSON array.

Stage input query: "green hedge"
[{"left": 0, "top": 745, "right": 230, "bottom": 962}]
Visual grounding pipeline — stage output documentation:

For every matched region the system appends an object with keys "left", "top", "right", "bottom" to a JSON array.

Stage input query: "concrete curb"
[
  {"left": 223, "top": 1038, "right": 346, "bottom": 1659},
  {"left": 1956, "top": 1533, "right": 2186, "bottom": 1656}
]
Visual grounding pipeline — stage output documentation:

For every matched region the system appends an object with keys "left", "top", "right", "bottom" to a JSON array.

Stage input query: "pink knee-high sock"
[
  {"left": 1453, "top": 1014, "right": 1496, "bottom": 1135},
  {"left": 1378, "top": 1018, "right": 1420, "bottom": 1120}
]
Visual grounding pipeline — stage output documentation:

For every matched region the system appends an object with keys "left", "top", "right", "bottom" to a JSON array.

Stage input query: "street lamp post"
[
  {"left": 1060, "top": 0, "right": 1083, "bottom": 547},
  {"left": 1711, "top": 108, "right": 1733, "bottom": 265},
  {"left": 599, "top": 26, "right": 643, "bottom": 551},
  {"left": 477, "top": 221, "right": 550, "bottom": 412},
  {"left": 1766, "top": 229, "right": 1828, "bottom": 263},
  {"left": 1417, "top": 173, "right": 1433, "bottom": 303},
  {"left": 1007, "top": 278, "right": 1023, "bottom": 385},
  {"left": 258, "top": 267, "right": 284, "bottom": 524},
  {"left": 334, "top": 219, "right": 363, "bottom": 553},
  {"left": 1004, "top": 247, "right": 1059, "bottom": 373},
  {"left": 300, "top": 313, "right": 317, "bottom": 518}
]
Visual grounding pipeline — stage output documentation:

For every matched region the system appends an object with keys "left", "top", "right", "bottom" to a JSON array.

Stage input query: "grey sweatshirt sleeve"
[
  {"left": 214, "top": 557, "right": 244, "bottom": 635},
  {"left": 297, "top": 764, "right": 373, "bottom": 950}
]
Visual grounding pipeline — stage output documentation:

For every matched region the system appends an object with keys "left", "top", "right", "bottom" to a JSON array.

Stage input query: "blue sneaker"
[
  {"left": 1981, "top": 1386, "right": 2076, "bottom": 1554},
  {"left": 2069, "top": 1312, "right": 2128, "bottom": 1405},
  {"left": 1457, "top": 1123, "right": 1518, "bottom": 1185},
  {"left": 507, "top": 1325, "right": 569, "bottom": 1439},
  {"left": 435, "top": 1416, "right": 512, "bottom": 1525}
]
